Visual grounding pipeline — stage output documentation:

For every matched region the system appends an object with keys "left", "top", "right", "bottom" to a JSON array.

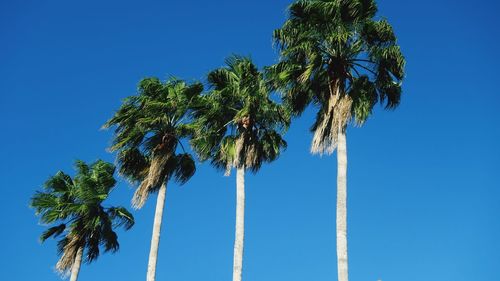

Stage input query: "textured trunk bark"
[
  {"left": 146, "top": 183, "right": 167, "bottom": 281},
  {"left": 69, "top": 246, "right": 83, "bottom": 281},
  {"left": 336, "top": 128, "right": 348, "bottom": 281},
  {"left": 232, "top": 167, "right": 245, "bottom": 281}
]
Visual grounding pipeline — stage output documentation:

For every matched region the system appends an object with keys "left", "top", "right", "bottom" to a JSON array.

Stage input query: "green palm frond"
[
  {"left": 172, "top": 153, "right": 196, "bottom": 185},
  {"left": 43, "top": 171, "right": 73, "bottom": 193},
  {"left": 350, "top": 75, "right": 377, "bottom": 125},
  {"left": 40, "top": 223, "right": 66, "bottom": 242},
  {"left": 108, "top": 207, "right": 135, "bottom": 230}
]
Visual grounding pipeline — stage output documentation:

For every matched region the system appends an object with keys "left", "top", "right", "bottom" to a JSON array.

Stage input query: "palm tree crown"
[
  {"left": 269, "top": 0, "right": 405, "bottom": 154},
  {"left": 31, "top": 160, "right": 134, "bottom": 275},
  {"left": 103, "top": 78, "right": 202, "bottom": 208},
  {"left": 192, "top": 55, "right": 289, "bottom": 174}
]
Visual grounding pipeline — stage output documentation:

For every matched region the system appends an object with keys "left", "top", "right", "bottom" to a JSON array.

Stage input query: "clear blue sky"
[{"left": 1, "top": 0, "right": 499, "bottom": 280}]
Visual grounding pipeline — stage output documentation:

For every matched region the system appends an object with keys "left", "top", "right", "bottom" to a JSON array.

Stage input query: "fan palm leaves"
[
  {"left": 103, "top": 77, "right": 202, "bottom": 281},
  {"left": 192, "top": 55, "right": 289, "bottom": 174},
  {"left": 268, "top": 1, "right": 406, "bottom": 281},
  {"left": 31, "top": 160, "right": 134, "bottom": 281},
  {"left": 191, "top": 55, "right": 289, "bottom": 281}
]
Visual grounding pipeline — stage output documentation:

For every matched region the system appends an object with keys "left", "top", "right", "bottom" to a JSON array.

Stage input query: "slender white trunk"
[
  {"left": 232, "top": 167, "right": 245, "bottom": 281},
  {"left": 69, "top": 246, "right": 83, "bottom": 281},
  {"left": 146, "top": 183, "right": 167, "bottom": 281},
  {"left": 336, "top": 128, "right": 348, "bottom": 281}
]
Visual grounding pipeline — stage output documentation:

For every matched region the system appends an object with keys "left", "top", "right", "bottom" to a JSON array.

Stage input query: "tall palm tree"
[
  {"left": 103, "top": 77, "right": 202, "bottom": 281},
  {"left": 31, "top": 160, "right": 134, "bottom": 281},
  {"left": 269, "top": 1, "right": 405, "bottom": 281},
  {"left": 191, "top": 55, "right": 289, "bottom": 281}
]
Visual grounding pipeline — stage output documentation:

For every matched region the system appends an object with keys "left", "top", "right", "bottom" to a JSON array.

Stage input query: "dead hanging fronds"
[
  {"left": 311, "top": 93, "right": 352, "bottom": 155},
  {"left": 132, "top": 153, "right": 170, "bottom": 209},
  {"left": 223, "top": 136, "right": 242, "bottom": 176},
  {"left": 232, "top": 134, "right": 258, "bottom": 171},
  {"left": 225, "top": 136, "right": 243, "bottom": 176},
  {"left": 56, "top": 234, "right": 81, "bottom": 275},
  {"left": 244, "top": 143, "right": 258, "bottom": 168},
  {"left": 233, "top": 136, "right": 244, "bottom": 168}
]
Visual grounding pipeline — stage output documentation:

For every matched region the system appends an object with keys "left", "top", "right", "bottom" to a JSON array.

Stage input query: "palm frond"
[
  {"left": 108, "top": 207, "right": 135, "bottom": 230},
  {"left": 40, "top": 223, "right": 66, "bottom": 242},
  {"left": 350, "top": 75, "right": 377, "bottom": 125},
  {"left": 172, "top": 153, "right": 196, "bottom": 184}
]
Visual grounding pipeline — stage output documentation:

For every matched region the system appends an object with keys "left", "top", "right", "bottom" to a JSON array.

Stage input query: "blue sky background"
[{"left": 1, "top": 0, "right": 499, "bottom": 280}]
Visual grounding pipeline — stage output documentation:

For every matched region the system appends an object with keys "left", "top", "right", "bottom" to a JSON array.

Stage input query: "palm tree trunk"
[
  {"left": 232, "top": 167, "right": 245, "bottom": 281},
  {"left": 69, "top": 246, "right": 83, "bottom": 281},
  {"left": 336, "top": 128, "right": 348, "bottom": 281},
  {"left": 146, "top": 182, "right": 167, "bottom": 281}
]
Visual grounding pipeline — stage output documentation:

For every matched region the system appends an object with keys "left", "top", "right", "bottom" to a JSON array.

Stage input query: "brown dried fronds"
[
  {"left": 233, "top": 136, "right": 244, "bottom": 169},
  {"left": 56, "top": 234, "right": 81, "bottom": 275},
  {"left": 311, "top": 94, "right": 352, "bottom": 155},
  {"left": 132, "top": 153, "right": 170, "bottom": 209}
]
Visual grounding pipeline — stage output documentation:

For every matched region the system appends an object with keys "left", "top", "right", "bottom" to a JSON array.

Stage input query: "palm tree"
[
  {"left": 191, "top": 55, "right": 289, "bottom": 281},
  {"left": 269, "top": 1, "right": 405, "bottom": 281},
  {"left": 31, "top": 160, "right": 134, "bottom": 281},
  {"left": 103, "top": 77, "right": 202, "bottom": 281}
]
